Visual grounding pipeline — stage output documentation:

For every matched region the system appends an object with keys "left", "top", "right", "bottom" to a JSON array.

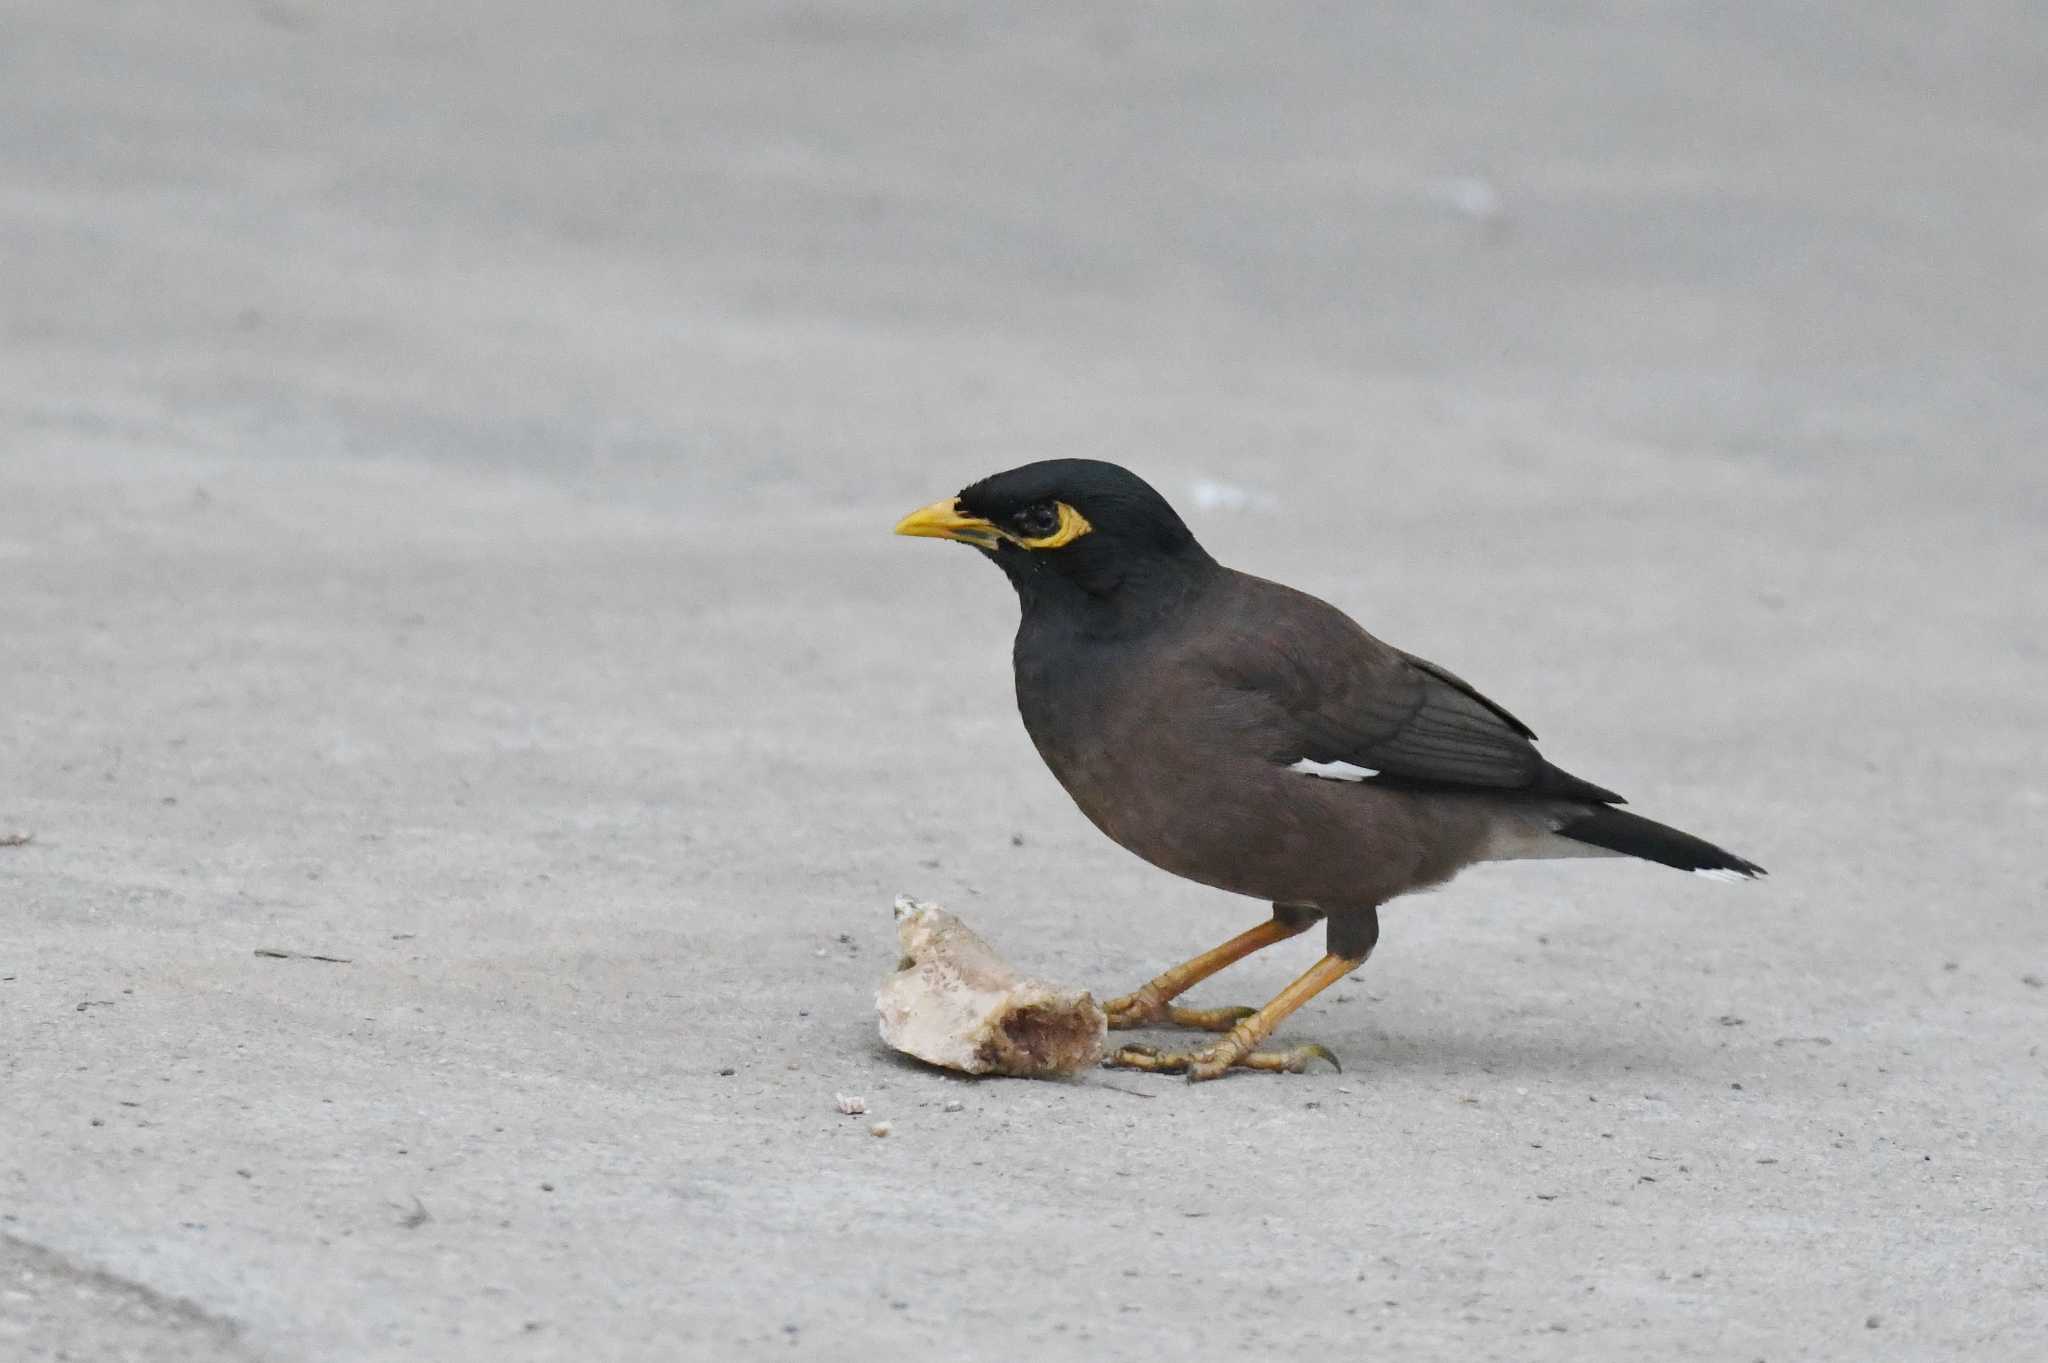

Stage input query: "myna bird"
[{"left": 896, "top": 460, "right": 1763, "bottom": 1081}]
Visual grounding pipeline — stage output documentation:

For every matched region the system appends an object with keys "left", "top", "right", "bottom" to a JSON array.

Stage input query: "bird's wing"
[
  {"left": 1394, "top": 650, "right": 1537, "bottom": 740},
  {"left": 1195, "top": 577, "right": 1622, "bottom": 803}
]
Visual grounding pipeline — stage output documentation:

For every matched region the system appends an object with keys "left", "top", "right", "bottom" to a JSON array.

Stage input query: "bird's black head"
[{"left": 895, "top": 459, "right": 1212, "bottom": 608}]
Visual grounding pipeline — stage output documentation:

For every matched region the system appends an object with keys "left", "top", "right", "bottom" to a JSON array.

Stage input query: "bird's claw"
[
  {"left": 1102, "top": 995, "right": 1257, "bottom": 1032},
  {"left": 1103, "top": 1042, "right": 1193, "bottom": 1073},
  {"left": 1104, "top": 1040, "right": 1342, "bottom": 1081},
  {"left": 1284, "top": 1043, "right": 1343, "bottom": 1074},
  {"left": 1179, "top": 1003, "right": 1260, "bottom": 1030}
]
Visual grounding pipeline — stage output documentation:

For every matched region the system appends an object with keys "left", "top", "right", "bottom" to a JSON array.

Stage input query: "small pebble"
[
  {"left": 717, "top": 1067, "right": 735, "bottom": 1076},
  {"left": 1866, "top": 1314, "right": 1881, "bottom": 1329},
  {"left": 943, "top": 1099, "right": 963, "bottom": 1112},
  {"left": 835, "top": 1093, "right": 867, "bottom": 1115},
  {"left": 869, "top": 1121, "right": 892, "bottom": 1138}
]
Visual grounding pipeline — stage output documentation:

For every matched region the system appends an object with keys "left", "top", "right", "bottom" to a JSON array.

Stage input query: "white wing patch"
[
  {"left": 1288, "top": 758, "right": 1380, "bottom": 782},
  {"left": 1693, "top": 868, "right": 1751, "bottom": 884}
]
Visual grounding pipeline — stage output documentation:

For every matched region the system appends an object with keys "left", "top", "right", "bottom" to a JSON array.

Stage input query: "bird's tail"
[{"left": 1557, "top": 807, "right": 1765, "bottom": 881}]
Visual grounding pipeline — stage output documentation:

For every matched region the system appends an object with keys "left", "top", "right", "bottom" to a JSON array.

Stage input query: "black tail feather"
[{"left": 1559, "top": 807, "right": 1765, "bottom": 880}]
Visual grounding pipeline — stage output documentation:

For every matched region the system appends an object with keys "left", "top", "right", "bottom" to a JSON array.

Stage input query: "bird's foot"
[
  {"left": 1101, "top": 990, "right": 1256, "bottom": 1033},
  {"left": 1103, "top": 1040, "right": 1341, "bottom": 1082}
]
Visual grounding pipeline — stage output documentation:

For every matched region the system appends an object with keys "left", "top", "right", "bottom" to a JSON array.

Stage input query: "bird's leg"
[
  {"left": 1101, "top": 905, "right": 1320, "bottom": 1032},
  {"left": 1108, "top": 952, "right": 1362, "bottom": 1077},
  {"left": 1107, "top": 907, "right": 1378, "bottom": 1080}
]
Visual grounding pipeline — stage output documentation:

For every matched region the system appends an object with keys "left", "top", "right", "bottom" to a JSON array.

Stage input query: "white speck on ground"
[
  {"left": 1431, "top": 175, "right": 1507, "bottom": 224},
  {"left": 1187, "top": 479, "right": 1280, "bottom": 513}
]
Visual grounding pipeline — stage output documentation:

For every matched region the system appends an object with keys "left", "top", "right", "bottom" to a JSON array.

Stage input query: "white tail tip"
[{"left": 1693, "top": 868, "right": 1752, "bottom": 884}]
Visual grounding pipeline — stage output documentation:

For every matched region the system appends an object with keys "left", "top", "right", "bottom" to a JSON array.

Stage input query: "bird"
[{"left": 894, "top": 459, "right": 1764, "bottom": 1081}]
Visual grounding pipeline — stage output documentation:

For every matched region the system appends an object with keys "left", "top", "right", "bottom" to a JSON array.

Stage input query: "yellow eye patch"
[{"left": 1012, "top": 501, "right": 1093, "bottom": 550}]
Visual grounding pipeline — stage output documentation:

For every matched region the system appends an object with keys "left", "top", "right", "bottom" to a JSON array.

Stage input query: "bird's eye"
[{"left": 1014, "top": 502, "right": 1061, "bottom": 539}]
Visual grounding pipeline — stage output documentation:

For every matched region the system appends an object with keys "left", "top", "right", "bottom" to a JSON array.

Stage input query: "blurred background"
[
  {"left": 11, "top": 3, "right": 2044, "bottom": 502},
  {"left": 4, "top": 4, "right": 2044, "bottom": 1361}
]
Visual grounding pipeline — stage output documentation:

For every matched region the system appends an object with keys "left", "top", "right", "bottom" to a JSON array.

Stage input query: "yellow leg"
[
  {"left": 1106, "top": 950, "right": 1365, "bottom": 1081},
  {"left": 1101, "top": 910, "right": 1317, "bottom": 1032}
]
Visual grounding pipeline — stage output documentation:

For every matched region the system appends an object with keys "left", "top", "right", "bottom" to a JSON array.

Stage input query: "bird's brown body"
[
  {"left": 1015, "top": 566, "right": 1607, "bottom": 931},
  {"left": 1018, "top": 569, "right": 1528, "bottom": 915}
]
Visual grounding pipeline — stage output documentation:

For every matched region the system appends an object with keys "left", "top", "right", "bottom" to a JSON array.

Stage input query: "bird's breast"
[{"left": 1013, "top": 634, "right": 1320, "bottom": 895}]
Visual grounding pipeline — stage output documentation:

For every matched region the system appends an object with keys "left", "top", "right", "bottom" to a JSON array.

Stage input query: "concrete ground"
[{"left": 4, "top": 3, "right": 2045, "bottom": 1359}]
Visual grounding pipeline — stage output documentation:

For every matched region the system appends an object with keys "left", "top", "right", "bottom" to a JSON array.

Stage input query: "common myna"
[{"left": 896, "top": 460, "right": 1763, "bottom": 1081}]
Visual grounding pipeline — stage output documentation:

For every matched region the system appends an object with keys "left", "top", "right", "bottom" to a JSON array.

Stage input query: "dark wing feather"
[
  {"left": 1198, "top": 575, "right": 1622, "bottom": 804},
  {"left": 1396, "top": 650, "right": 1537, "bottom": 740}
]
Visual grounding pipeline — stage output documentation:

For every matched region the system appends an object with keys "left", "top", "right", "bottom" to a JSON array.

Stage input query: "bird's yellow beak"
[{"left": 893, "top": 498, "right": 1001, "bottom": 550}]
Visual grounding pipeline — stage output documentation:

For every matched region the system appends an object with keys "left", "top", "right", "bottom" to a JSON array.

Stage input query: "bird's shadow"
[
  {"left": 864, "top": 1018, "right": 1701, "bottom": 1087},
  {"left": 1324, "top": 1022, "right": 1697, "bottom": 1081}
]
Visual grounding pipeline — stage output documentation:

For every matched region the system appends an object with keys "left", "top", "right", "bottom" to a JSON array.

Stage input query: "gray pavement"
[{"left": 4, "top": 3, "right": 2045, "bottom": 1359}]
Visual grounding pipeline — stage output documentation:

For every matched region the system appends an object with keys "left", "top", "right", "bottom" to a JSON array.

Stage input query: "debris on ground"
[
  {"left": 253, "top": 948, "right": 353, "bottom": 963},
  {"left": 834, "top": 1093, "right": 867, "bottom": 1115},
  {"left": 876, "top": 896, "right": 1105, "bottom": 1078}
]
